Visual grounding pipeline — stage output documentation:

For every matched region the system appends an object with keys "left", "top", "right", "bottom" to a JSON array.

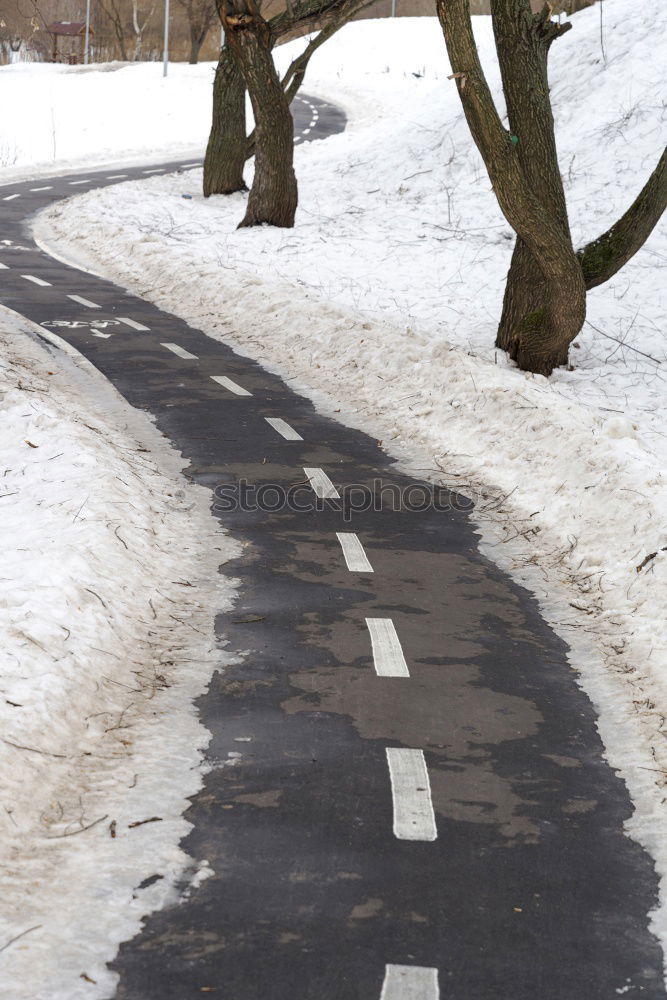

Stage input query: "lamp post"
[
  {"left": 163, "top": 0, "right": 170, "bottom": 77},
  {"left": 84, "top": 0, "right": 91, "bottom": 64}
]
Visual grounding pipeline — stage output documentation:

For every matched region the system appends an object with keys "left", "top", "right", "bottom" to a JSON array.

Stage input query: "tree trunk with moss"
[
  {"left": 222, "top": 3, "right": 297, "bottom": 227},
  {"left": 203, "top": 45, "right": 248, "bottom": 196},
  {"left": 436, "top": 0, "right": 666, "bottom": 375}
]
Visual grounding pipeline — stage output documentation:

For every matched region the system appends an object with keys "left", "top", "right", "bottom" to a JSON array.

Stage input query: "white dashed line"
[
  {"left": 107, "top": 174, "right": 129, "bottom": 180},
  {"left": 265, "top": 417, "right": 303, "bottom": 441},
  {"left": 309, "top": 120, "right": 317, "bottom": 128},
  {"left": 21, "top": 274, "right": 51, "bottom": 287},
  {"left": 143, "top": 168, "right": 165, "bottom": 174},
  {"left": 30, "top": 186, "right": 53, "bottom": 192},
  {"left": 0, "top": 262, "right": 8, "bottom": 269},
  {"left": 385, "top": 749, "right": 437, "bottom": 842},
  {"left": 303, "top": 467, "right": 340, "bottom": 500},
  {"left": 294, "top": 137, "right": 302, "bottom": 144},
  {"left": 161, "top": 342, "right": 198, "bottom": 360},
  {"left": 181, "top": 162, "right": 201, "bottom": 168},
  {"left": 3, "top": 194, "right": 20, "bottom": 201},
  {"left": 381, "top": 964, "right": 439, "bottom": 1000},
  {"left": 210, "top": 375, "right": 252, "bottom": 396},
  {"left": 67, "top": 294, "right": 101, "bottom": 309},
  {"left": 303, "top": 128, "right": 311, "bottom": 135},
  {"left": 69, "top": 179, "right": 90, "bottom": 186},
  {"left": 336, "top": 533, "right": 374, "bottom": 573},
  {"left": 118, "top": 317, "right": 150, "bottom": 331},
  {"left": 366, "top": 618, "right": 409, "bottom": 677}
]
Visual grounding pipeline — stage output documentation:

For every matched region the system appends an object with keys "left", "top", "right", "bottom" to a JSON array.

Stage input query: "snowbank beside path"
[
  {"left": 0, "top": 310, "right": 237, "bottom": 999},
  {"left": 36, "top": 0, "right": 667, "bottom": 954}
]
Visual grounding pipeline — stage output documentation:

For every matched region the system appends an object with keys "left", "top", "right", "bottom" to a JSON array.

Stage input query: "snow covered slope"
[
  {"left": 0, "top": 311, "right": 237, "bottom": 997},
  {"left": 35, "top": 0, "right": 667, "bottom": 960}
]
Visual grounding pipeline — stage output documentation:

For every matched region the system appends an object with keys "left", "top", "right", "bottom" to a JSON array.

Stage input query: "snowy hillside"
[{"left": 31, "top": 0, "right": 667, "bottom": 953}]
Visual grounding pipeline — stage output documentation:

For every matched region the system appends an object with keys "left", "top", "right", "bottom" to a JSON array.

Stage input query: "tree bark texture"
[
  {"left": 223, "top": 4, "right": 297, "bottom": 228},
  {"left": 491, "top": 0, "right": 583, "bottom": 368},
  {"left": 436, "top": 0, "right": 585, "bottom": 374},
  {"left": 577, "top": 147, "right": 667, "bottom": 289},
  {"left": 203, "top": 45, "right": 248, "bottom": 196}
]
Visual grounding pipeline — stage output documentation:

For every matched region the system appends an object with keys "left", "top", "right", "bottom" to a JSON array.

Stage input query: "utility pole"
[
  {"left": 84, "top": 0, "right": 91, "bottom": 64},
  {"left": 163, "top": 0, "right": 170, "bottom": 77}
]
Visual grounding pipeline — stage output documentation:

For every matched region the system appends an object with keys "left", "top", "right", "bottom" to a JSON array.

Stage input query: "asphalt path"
[{"left": 1, "top": 94, "right": 665, "bottom": 999}]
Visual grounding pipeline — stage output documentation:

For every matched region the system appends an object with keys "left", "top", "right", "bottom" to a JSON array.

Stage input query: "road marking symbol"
[
  {"left": 67, "top": 294, "right": 101, "bottom": 309},
  {"left": 162, "top": 342, "right": 198, "bottom": 360},
  {"left": 337, "top": 533, "right": 373, "bottom": 572},
  {"left": 21, "top": 274, "right": 52, "bottom": 287},
  {"left": 303, "top": 467, "right": 340, "bottom": 500},
  {"left": 366, "top": 618, "right": 409, "bottom": 677},
  {"left": 385, "top": 749, "right": 437, "bottom": 842},
  {"left": 265, "top": 417, "right": 302, "bottom": 441},
  {"left": 210, "top": 375, "right": 252, "bottom": 396},
  {"left": 381, "top": 964, "right": 439, "bottom": 1000},
  {"left": 118, "top": 317, "right": 150, "bottom": 331}
]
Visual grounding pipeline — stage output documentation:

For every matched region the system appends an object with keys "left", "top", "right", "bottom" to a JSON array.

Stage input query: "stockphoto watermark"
[{"left": 213, "top": 479, "right": 474, "bottom": 521}]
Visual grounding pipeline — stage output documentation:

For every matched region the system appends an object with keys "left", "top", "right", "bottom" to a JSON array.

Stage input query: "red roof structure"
[
  {"left": 47, "top": 22, "right": 89, "bottom": 36},
  {"left": 46, "top": 21, "right": 93, "bottom": 62}
]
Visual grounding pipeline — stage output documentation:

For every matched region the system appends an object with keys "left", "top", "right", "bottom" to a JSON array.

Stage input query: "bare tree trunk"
[
  {"left": 189, "top": 26, "right": 203, "bottom": 63},
  {"left": 436, "top": 0, "right": 585, "bottom": 375},
  {"left": 204, "top": 45, "right": 247, "bottom": 196},
  {"left": 223, "top": 6, "right": 297, "bottom": 228},
  {"left": 492, "top": 0, "right": 579, "bottom": 367}
]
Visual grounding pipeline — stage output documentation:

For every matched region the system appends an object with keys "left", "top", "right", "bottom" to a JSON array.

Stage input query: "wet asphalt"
[{"left": 0, "top": 93, "right": 665, "bottom": 999}]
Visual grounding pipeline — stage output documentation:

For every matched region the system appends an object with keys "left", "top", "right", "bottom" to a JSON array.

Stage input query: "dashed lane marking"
[
  {"left": 210, "top": 375, "right": 252, "bottom": 397},
  {"left": 21, "top": 274, "right": 52, "bottom": 287},
  {"left": 30, "top": 186, "right": 53, "bottom": 192},
  {"left": 381, "top": 964, "right": 440, "bottom": 1000},
  {"left": 118, "top": 317, "right": 150, "bottom": 331},
  {"left": 67, "top": 294, "right": 101, "bottom": 309},
  {"left": 0, "top": 262, "right": 8, "bottom": 269},
  {"left": 181, "top": 162, "right": 201, "bottom": 168},
  {"left": 143, "top": 168, "right": 165, "bottom": 174},
  {"left": 107, "top": 174, "right": 129, "bottom": 179},
  {"left": 303, "top": 128, "right": 311, "bottom": 135},
  {"left": 385, "top": 749, "right": 437, "bottom": 842},
  {"left": 161, "top": 342, "right": 198, "bottom": 360},
  {"left": 2, "top": 194, "right": 20, "bottom": 201},
  {"left": 366, "top": 618, "right": 409, "bottom": 677},
  {"left": 69, "top": 179, "right": 90, "bottom": 186},
  {"left": 265, "top": 417, "right": 303, "bottom": 441},
  {"left": 336, "top": 532, "right": 374, "bottom": 573},
  {"left": 303, "top": 467, "right": 340, "bottom": 500}
]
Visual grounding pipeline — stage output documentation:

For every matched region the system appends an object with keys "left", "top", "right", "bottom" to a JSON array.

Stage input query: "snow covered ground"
[
  {"left": 0, "top": 61, "right": 212, "bottom": 178},
  {"left": 0, "top": 309, "right": 237, "bottom": 997},
  {"left": 30, "top": 0, "right": 667, "bottom": 962}
]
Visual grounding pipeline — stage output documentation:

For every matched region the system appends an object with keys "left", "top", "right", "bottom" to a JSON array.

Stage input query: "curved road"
[{"left": 1, "top": 95, "right": 665, "bottom": 999}]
